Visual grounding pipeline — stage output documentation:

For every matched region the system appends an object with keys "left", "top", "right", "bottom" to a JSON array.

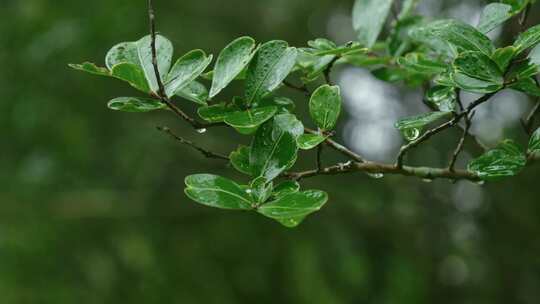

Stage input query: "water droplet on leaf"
[
  {"left": 422, "top": 178, "right": 433, "bottom": 183},
  {"left": 196, "top": 128, "right": 207, "bottom": 134}
]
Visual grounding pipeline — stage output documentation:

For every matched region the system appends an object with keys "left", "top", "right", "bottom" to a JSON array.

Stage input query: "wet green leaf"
[
  {"left": 111, "top": 63, "right": 151, "bottom": 93},
  {"left": 230, "top": 145, "right": 253, "bottom": 176},
  {"left": 352, "top": 0, "right": 394, "bottom": 48},
  {"left": 453, "top": 51, "right": 503, "bottom": 84},
  {"left": 165, "top": 50, "right": 213, "bottom": 98},
  {"left": 529, "top": 43, "right": 540, "bottom": 67},
  {"left": 250, "top": 114, "right": 303, "bottom": 181},
  {"left": 185, "top": 174, "right": 253, "bottom": 210},
  {"left": 509, "top": 77, "right": 540, "bottom": 97},
  {"left": 410, "top": 19, "right": 494, "bottom": 57},
  {"left": 397, "top": 53, "right": 447, "bottom": 75},
  {"left": 309, "top": 85, "right": 342, "bottom": 131},
  {"left": 491, "top": 46, "right": 517, "bottom": 71},
  {"left": 249, "top": 177, "right": 273, "bottom": 204},
  {"left": 297, "top": 134, "right": 327, "bottom": 150},
  {"left": 245, "top": 40, "right": 297, "bottom": 104},
  {"left": 272, "top": 181, "right": 301, "bottom": 199},
  {"left": 224, "top": 106, "right": 278, "bottom": 135},
  {"left": 477, "top": 3, "right": 513, "bottom": 34},
  {"left": 425, "top": 85, "right": 457, "bottom": 112},
  {"left": 210, "top": 36, "right": 257, "bottom": 98},
  {"left": 175, "top": 81, "right": 209, "bottom": 105},
  {"left": 514, "top": 24, "right": 540, "bottom": 54},
  {"left": 68, "top": 62, "right": 110, "bottom": 77},
  {"left": 254, "top": 97, "right": 295, "bottom": 114},
  {"left": 197, "top": 103, "right": 239, "bottom": 123},
  {"left": 258, "top": 190, "right": 328, "bottom": 227},
  {"left": 468, "top": 140, "right": 527, "bottom": 180},
  {"left": 107, "top": 97, "right": 166, "bottom": 112},
  {"left": 529, "top": 127, "right": 540, "bottom": 154},
  {"left": 451, "top": 72, "right": 503, "bottom": 93}
]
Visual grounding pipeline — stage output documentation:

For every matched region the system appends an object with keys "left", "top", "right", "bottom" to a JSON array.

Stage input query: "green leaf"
[
  {"left": 468, "top": 140, "right": 527, "bottom": 180},
  {"left": 107, "top": 97, "right": 166, "bottom": 112},
  {"left": 509, "top": 77, "right": 540, "bottom": 97},
  {"left": 224, "top": 106, "right": 278, "bottom": 135},
  {"left": 111, "top": 63, "right": 151, "bottom": 93},
  {"left": 250, "top": 114, "right": 304, "bottom": 181},
  {"left": 297, "top": 134, "right": 327, "bottom": 150},
  {"left": 502, "top": 0, "right": 532, "bottom": 12},
  {"left": 254, "top": 97, "right": 296, "bottom": 114},
  {"left": 514, "top": 24, "right": 540, "bottom": 54},
  {"left": 309, "top": 85, "right": 342, "bottom": 131},
  {"left": 425, "top": 86, "right": 457, "bottom": 112},
  {"left": 197, "top": 103, "right": 239, "bottom": 123},
  {"left": 165, "top": 49, "right": 213, "bottom": 98},
  {"left": 507, "top": 61, "right": 539, "bottom": 80},
  {"left": 176, "top": 81, "right": 209, "bottom": 105},
  {"left": 395, "top": 111, "right": 453, "bottom": 141},
  {"left": 477, "top": 3, "right": 513, "bottom": 34},
  {"left": 245, "top": 40, "right": 298, "bottom": 104},
  {"left": 491, "top": 46, "right": 517, "bottom": 71},
  {"left": 352, "top": 0, "right": 394, "bottom": 48},
  {"left": 230, "top": 145, "right": 253, "bottom": 176},
  {"left": 210, "top": 36, "right": 257, "bottom": 98},
  {"left": 105, "top": 41, "right": 139, "bottom": 70},
  {"left": 249, "top": 177, "right": 273, "bottom": 204},
  {"left": 257, "top": 190, "right": 328, "bottom": 227},
  {"left": 529, "top": 43, "right": 540, "bottom": 67},
  {"left": 135, "top": 35, "right": 174, "bottom": 93},
  {"left": 184, "top": 174, "right": 253, "bottom": 210},
  {"left": 272, "top": 181, "right": 300, "bottom": 199},
  {"left": 387, "top": 15, "right": 424, "bottom": 57},
  {"left": 529, "top": 127, "right": 540, "bottom": 154},
  {"left": 410, "top": 19, "right": 494, "bottom": 57},
  {"left": 397, "top": 53, "right": 447, "bottom": 75},
  {"left": 451, "top": 72, "right": 503, "bottom": 94},
  {"left": 453, "top": 51, "right": 504, "bottom": 84},
  {"left": 68, "top": 62, "right": 110, "bottom": 77},
  {"left": 295, "top": 50, "right": 335, "bottom": 83}
]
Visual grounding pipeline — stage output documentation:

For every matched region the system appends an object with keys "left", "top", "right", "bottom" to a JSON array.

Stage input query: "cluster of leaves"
[{"left": 71, "top": 0, "right": 540, "bottom": 227}]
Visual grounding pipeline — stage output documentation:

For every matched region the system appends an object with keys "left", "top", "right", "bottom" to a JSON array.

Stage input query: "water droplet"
[
  {"left": 422, "top": 178, "right": 433, "bottom": 183},
  {"left": 475, "top": 180, "right": 485, "bottom": 186},
  {"left": 402, "top": 128, "right": 421, "bottom": 141},
  {"left": 367, "top": 173, "right": 384, "bottom": 179},
  {"left": 245, "top": 189, "right": 252, "bottom": 194},
  {"left": 196, "top": 128, "right": 207, "bottom": 134}
]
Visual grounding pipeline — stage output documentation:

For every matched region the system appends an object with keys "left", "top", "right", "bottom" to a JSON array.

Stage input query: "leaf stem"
[{"left": 157, "top": 126, "right": 229, "bottom": 160}]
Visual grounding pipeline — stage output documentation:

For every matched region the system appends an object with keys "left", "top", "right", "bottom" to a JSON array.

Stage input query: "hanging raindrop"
[
  {"left": 196, "top": 128, "right": 207, "bottom": 134},
  {"left": 367, "top": 172, "right": 384, "bottom": 179},
  {"left": 402, "top": 128, "right": 421, "bottom": 141}
]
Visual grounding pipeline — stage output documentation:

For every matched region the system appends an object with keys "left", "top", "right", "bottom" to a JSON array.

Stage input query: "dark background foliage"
[{"left": 1, "top": 0, "right": 540, "bottom": 303}]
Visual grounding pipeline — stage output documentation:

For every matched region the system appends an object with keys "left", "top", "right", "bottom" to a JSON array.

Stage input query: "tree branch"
[
  {"left": 157, "top": 126, "right": 229, "bottom": 160},
  {"left": 448, "top": 111, "right": 475, "bottom": 172},
  {"left": 285, "top": 161, "right": 480, "bottom": 182},
  {"left": 147, "top": 0, "right": 218, "bottom": 131},
  {"left": 397, "top": 93, "right": 495, "bottom": 168},
  {"left": 305, "top": 128, "right": 366, "bottom": 163}
]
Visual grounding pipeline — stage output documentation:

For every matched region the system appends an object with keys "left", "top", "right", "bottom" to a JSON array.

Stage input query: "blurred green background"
[{"left": 2, "top": 0, "right": 540, "bottom": 303}]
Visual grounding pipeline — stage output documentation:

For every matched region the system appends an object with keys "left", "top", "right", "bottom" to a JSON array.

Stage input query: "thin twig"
[
  {"left": 323, "top": 56, "right": 339, "bottom": 85},
  {"left": 157, "top": 126, "right": 229, "bottom": 160},
  {"left": 316, "top": 145, "right": 323, "bottom": 172},
  {"left": 448, "top": 111, "right": 476, "bottom": 172},
  {"left": 283, "top": 80, "right": 310, "bottom": 96},
  {"left": 285, "top": 161, "right": 480, "bottom": 182},
  {"left": 519, "top": 3, "right": 532, "bottom": 31},
  {"left": 147, "top": 0, "right": 215, "bottom": 130},
  {"left": 396, "top": 93, "right": 495, "bottom": 168},
  {"left": 305, "top": 127, "right": 366, "bottom": 163}
]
